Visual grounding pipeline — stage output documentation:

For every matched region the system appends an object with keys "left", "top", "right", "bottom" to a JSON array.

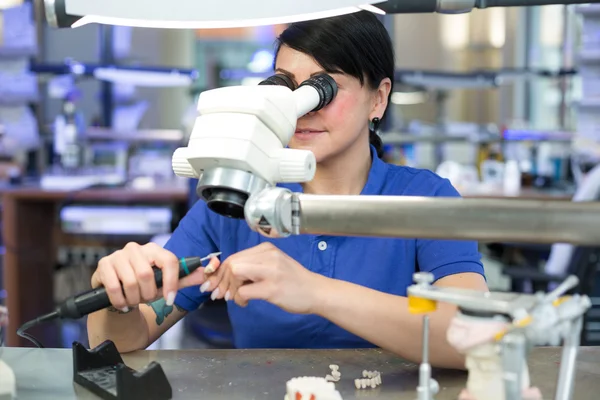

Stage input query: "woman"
[{"left": 87, "top": 11, "right": 488, "bottom": 369}]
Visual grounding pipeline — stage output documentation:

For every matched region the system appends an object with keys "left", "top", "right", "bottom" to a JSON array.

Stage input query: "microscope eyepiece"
[
  {"left": 298, "top": 73, "right": 338, "bottom": 112},
  {"left": 258, "top": 73, "right": 297, "bottom": 90}
]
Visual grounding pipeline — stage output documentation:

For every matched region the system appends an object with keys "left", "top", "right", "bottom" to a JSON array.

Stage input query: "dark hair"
[{"left": 275, "top": 11, "right": 395, "bottom": 159}]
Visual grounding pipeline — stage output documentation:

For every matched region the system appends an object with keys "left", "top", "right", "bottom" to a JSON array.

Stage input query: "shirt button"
[{"left": 318, "top": 241, "right": 327, "bottom": 251}]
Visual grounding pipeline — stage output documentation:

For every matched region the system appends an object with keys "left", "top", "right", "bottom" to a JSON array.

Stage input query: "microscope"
[{"left": 172, "top": 73, "right": 337, "bottom": 221}]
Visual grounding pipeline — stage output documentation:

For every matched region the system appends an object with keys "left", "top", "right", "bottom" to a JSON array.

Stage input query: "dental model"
[
  {"left": 326, "top": 364, "right": 341, "bottom": 382},
  {"left": 446, "top": 313, "right": 541, "bottom": 400},
  {"left": 354, "top": 371, "right": 381, "bottom": 389},
  {"left": 284, "top": 376, "right": 343, "bottom": 400},
  {"left": 204, "top": 263, "right": 217, "bottom": 274}
]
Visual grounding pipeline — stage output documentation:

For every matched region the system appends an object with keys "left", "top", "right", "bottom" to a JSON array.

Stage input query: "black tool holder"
[{"left": 72, "top": 340, "right": 173, "bottom": 400}]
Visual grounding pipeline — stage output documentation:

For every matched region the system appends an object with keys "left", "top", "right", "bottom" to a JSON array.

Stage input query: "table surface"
[{"left": 2, "top": 346, "right": 600, "bottom": 400}]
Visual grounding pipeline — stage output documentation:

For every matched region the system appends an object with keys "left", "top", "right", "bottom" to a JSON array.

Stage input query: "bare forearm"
[
  {"left": 87, "top": 306, "right": 150, "bottom": 353},
  {"left": 87, "top": 299, "right": 186, "bottom": 353},
  {"left": 311, "top": 278, "right": 464, "bottom": 369}
]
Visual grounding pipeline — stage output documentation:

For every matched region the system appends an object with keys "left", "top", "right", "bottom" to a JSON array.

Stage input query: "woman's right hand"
[{"left": 91, "top": 242, "right": 220, "bottom": 312}]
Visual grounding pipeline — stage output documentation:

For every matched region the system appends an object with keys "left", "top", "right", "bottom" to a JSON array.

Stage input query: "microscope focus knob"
[
  {"left": 413, "top": 272, "right": 434, "bottom": 286},
  {"left": 172, "top": 147, "right": 198, "bottom": 178},
  {"left": 276, "top": 149, "right": 316, "bottom": 182}
]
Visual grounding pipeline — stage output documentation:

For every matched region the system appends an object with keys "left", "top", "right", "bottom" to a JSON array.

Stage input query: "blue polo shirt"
[{"left": 166, "top": 146, "right": 484, "bottom": 349}]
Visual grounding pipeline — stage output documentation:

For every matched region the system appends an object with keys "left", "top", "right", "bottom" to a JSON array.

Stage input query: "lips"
[
  {"left": 295, "top": 129, "right": 324, "bottom": 134},
  {"left": 294, "top": 129, "right": 325, "bottom": 140}
]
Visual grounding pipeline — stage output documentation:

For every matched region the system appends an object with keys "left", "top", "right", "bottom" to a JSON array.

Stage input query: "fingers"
[
  {"left": 97, "top": 257, "right": 129, "bottom": 310},
  {"left": 214, "top": 264, "right": 237, "bottom": 301},
  {"left": 215, "top": 245, "right": 278, "bottom": 303},
  {"left": 191, "top": 243, "right": 277, "bottom": 303},
  {"left": 230, "top": 261, "right": 271, "bottom": 283},
  {"left": 112, "top": 251, "right": 141, "bottom": 306},
  {"left": 142, "top": 242, "right": 180, "bottom": 305},
  {"left": 179, "top": 257, "right": 218, "bottom": 288},
  {"left": 202, "top": 259, "right": 227, "bottom": 300},
  {"left": 218, "top": 242, "right": 274, "bottom": 268},
  {"left": 228, "top": 261, "right": 275, "bottom": 306},
  {"left": 233, "top": 284, "right": 251, "bottom": 307},
  {"left": 236, "top": 281, "right": 271, "bottom": 306},
  {"left": 208, "top": 252, "right": 264, "bottom": 302},
  {"left": 226, "top": 271, "right": 246, "bottom": 304},
  {"left": 129, "top": 245, "right": 158, "bottom": 302},
  {"left": 93, "top": 241, "right": 188, "bottom": 311}
]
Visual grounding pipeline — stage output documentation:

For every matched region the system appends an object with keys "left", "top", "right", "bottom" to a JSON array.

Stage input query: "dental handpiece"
[{"left": 54, "top": 252, "right": 221, "bottom": 320}]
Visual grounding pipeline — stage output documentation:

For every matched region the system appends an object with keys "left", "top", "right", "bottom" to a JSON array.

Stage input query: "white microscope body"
[{"left": 172, "top": 74, "right": 337, "bottom": 219}]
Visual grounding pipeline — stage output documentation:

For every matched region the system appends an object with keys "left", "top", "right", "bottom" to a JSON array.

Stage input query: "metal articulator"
[
  {"left": 408, "top": 273, "right": 440, "bottom": 400},
  {"left": 406, "top": 274, "right": 591, "bottom": 400}
]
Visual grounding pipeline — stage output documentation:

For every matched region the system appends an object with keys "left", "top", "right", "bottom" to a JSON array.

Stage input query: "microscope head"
[{"left": 172, "top": 73, "right": 337, "bottom": 219}]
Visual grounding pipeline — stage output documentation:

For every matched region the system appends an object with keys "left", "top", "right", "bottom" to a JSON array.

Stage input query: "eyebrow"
[{"left": 275, "top": 67, "right": 342, "bottom": 80}]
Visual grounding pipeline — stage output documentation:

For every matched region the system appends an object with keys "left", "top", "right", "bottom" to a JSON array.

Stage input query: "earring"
[{"left": 369, "top": 117, "right": 381, "bottom": 133}]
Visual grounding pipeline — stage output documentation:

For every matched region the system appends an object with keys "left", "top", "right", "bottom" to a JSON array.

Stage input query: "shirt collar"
[{"left": 278, "top": 145, "right": 388, "bottom": 195}]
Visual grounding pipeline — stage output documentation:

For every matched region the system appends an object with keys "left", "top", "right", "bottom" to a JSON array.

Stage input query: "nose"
[{"left": 300, "top": 110, "right": 317, "bottom": 119}]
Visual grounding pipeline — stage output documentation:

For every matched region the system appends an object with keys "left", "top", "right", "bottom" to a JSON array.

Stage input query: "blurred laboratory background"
[{"left": 0, "top": 1, "right": 599, "bottom": 350}]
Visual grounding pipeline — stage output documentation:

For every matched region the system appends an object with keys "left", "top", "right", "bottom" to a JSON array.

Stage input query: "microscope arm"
[
  {"left": 244, "top": 188, "right": 600, "bottom": 246},
  {"left": 377, "top": 0, "right": 600, "bottom": 14}
]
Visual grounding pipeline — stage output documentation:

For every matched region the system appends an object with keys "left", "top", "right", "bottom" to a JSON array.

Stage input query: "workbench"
[
  {"left": 0, "top": 184, "right": 189, "bottom": 347},
  {"left": 1, "top": 347, "right": 599, "bottom": 399}
]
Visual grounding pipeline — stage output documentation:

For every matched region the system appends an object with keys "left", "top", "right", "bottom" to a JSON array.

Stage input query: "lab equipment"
[
  {"left": 172, "top": 73, "right": 336, "bottom": 219},
  {"left": 17, "top": 252, "right": 221, "bottom": 348},
  {"left": 407, "top": 273, "right": 591, "bottom": 400},
  {"left": 243, "top": 188, "right": 600, "bottom": 245},
  {"left": 412, "top": 274, "right": 439, "bottom": 400},
  {"left": 41, "top": 0, "right": 600, "bottom": 245},
  {"left": 60, "top": 205, "right": 173, "bottom": 236},
  {"left": 32, "top": 60, "right": 199, "bottom": 87},
  {"left": 53, "top": 89, "right": 85, "bottom": 170},
  {"left": 170, "top": 70, "right": 600, "bottom": 245},
  {"left": 43, "top": 0, "right": 600, "bottom": 29},
  {"left": 72, "top": 340, "right": 172, "bottom": 400}
]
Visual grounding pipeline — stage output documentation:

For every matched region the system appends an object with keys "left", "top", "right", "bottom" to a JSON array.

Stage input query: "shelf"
[
  {"left": 576, "top": 5, "right": 600, "bottom": 16},
  {"left": 0, "top": 93, "right": 38, "bottom": 105},
  {"left": 575, "top": 98, "right": 600, "bottom": 108},
  {"left": 578, "top": 50, "right": 600, "bottom": 63},
  {"left": 84, "top": 127, "right": 185, "bottom": 143},
  {"left": 380, "top": 131, "right": 573, "bottom": 145},
  {"left": 0, "top": 45, "right": 37, "bottom": 59}
]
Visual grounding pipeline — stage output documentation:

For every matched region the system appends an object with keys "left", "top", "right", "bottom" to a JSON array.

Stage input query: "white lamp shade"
[{"left": 62, "top": 0, "right": 386, "bottom": 29}]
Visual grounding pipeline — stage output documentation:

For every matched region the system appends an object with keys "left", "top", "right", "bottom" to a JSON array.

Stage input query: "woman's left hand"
[{"left": 203, "top": 242, "right": 325, "bottom": 314}]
